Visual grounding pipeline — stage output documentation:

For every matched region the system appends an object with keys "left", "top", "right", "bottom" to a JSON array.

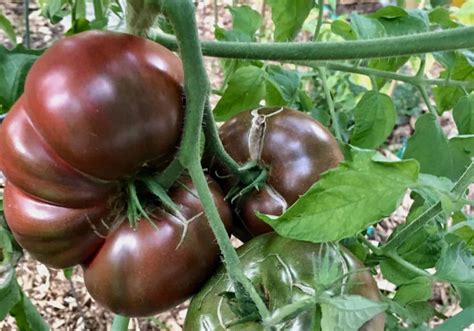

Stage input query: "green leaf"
[
  {"left": 434, "top": 307, "right": 474, "bottom": 331},
  {"left": 378, "top": 10, "right": 429, "bottom": 37},
  {"left": 350, "top": 92, "right": 396, "bottom": 149},
  {"left": 331, "top": 20, "right": 357, "bottom": 40},
  {"left": 268, "top": 0, "right": 314, "bottom": 41},
  {"left": 449, "top": 135, "right": 474, "bottom": 180},
  {"left": 434, "top": 53, "right": 474, "bottom": 112},
  {"left": 403, "top": 113, "right": 453, "bottom": 179},
  {"left": 214, "top": 66, "right": 266, "bottom": 121},
  {"left": 320, "top": 295, "right": 387, "bottom": 331},
  {"left": 10, "top": 292, "right": 49, "bottom": 331},
  {"left": 368, "top": 57, "right": 409, "bottom": 89},
  {"left": 452, "top": 212, "right": 474, "bottom": 253},
  {"left": 369, "top": 5, "right": 407, "bottom": 19},
  {"left": 0, "top": 269, "right": 21, "bottom": 320},
  {"left": 350, "top": 14, "right": 386, "bottom": 39},
  {"left": 380, "top": 258, "right": 420, "bottom": 286},
  {"left": 0, "top": 14, "right": 17, "bottom": 46},
  {"left": 393, "top": 277, "right": 432, "bottom": 305},
  {"left": 265, "top": 65, "right": 300, "bottom": 106},
  {"left": 388, "top": 300, "right": 435, "bottom": 325},
  {"left": 429, "top": 7, "right": 459, "bottom": 28},
  {"left": 453, "top": 94, "right": 474, "bottom": 134},
  {"left": 228, "top": 5, "right": 262, "bottom": 39},
  {"left": 0, "top": 46, "right": 41, "bottom": 113},
  {"left": 259, "top": 148, "right": 419, "bottom": 242}
]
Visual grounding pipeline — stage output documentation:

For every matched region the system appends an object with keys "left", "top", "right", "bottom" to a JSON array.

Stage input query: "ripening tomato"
[
  {"left": 184, "top": 233, "right": 385, "bottom": 330},
  {"left": 0, "top": 31, "right": 234, "bottom": 317},
  {"left": 217, "top": 108, "right": 343, "bottom": 240}
]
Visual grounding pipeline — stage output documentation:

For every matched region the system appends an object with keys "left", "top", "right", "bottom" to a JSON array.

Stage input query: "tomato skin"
[
  {"left": 83, "top": 177, "right": 233, "bottom": 317},
  {"left": 218, "top": 108, "right": 343, "bottom": 239},
  {"left": 184, "top": 233, "right": 384, "bottom": 330},
  {"left": 0, "top": 31, "right": 184, "bottom": 268}
]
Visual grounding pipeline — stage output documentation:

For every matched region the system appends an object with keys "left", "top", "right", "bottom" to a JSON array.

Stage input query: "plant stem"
[
  {"left": 203, "top": 104, "right": 242, "bottom": 176},
  {"left": 149, "top": 26, "right": 474, "bottom": 61},
  {"left": 111, "top": 315, "right": 129, "bottom": 331},
  {"left": 417, "top": 84, "right": 437, "bottom": 116},
  {"left": 385, "top": 252, "right": 433, "bottom": 279},
  {"left": 188, "top": 161, "right": 270, "bottom": 320},
  {"left": 317, "top": 67, "right": 342, "bottom": 141},
  {"left": 157, "top": 158, "right": 184, "bottom": 190},
  {"left": 23, "top": 0, "right": 30, "bottom": 48},
  {"left": 313, "top": 0, "right": 324, "bottom": 42},
  {"left": 259, "top": 0, "right": 267, "bottom": 38},
  {"left": 383, "top": 162, "right": 474, "bottom": 251},
  {"left": 295, "top": 61, "right": 474, "bottom": 90},
  {"left": 159, "top": 0, "right": 270, "bottom": 321},
  {"left": 213, "top": 0, "right": 218, "bottom": 26}
]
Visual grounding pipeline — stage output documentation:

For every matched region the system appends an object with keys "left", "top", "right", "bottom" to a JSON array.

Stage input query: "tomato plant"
[
  {"left": 216, "top": 107, "right": 343, "bottom": 239},
  {"left": 185, "top": 233, "right": 385, "bottom": 330},
  {"left": 0, "top": 0, "right": 473, "bottom": 330}
]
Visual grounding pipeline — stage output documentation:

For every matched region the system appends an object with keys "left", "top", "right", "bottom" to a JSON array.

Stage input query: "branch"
[{"left": 149, "top": 26, "right": 474, "bottom": 61}]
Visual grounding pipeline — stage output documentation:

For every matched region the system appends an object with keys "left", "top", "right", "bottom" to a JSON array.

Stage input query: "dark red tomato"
[
  {"left": 83, "top": 177, "right": 233, "bottom": 317},
  {"left": 218, "top": 107, "right": 343, "bottom": 239},
  {"left": 0, "top": 30, "right": 184, "bottom": 268},
  {"left": 184, "top": 233, "right": 385, "bottom": 330}
]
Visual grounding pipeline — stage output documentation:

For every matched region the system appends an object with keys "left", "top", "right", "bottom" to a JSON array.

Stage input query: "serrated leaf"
[
  {"left": 388, "top": 300, "right": 435, "bottom": 325},
  {"left": 10, "top": 292, "right": 49, "bottom": 331},
  {"left": 331, "top": 20, "right": 357, "bottom": 40},
  {"left": 350, "top": 91, "right": 396, "bottom": 149},
  {"left": 351, "top": 13, "right": 386, "bottom": 39},
  {"left": 0, "top": 14, "right": 17, "bottom": 46},
  {"left": 0, "top": 269, "right": 21, "bottom": 320},
  {"left": 434, "top": 53, "right": 474, "bottom": 112},
  {"left": 449, "top": 135, "right": 474, "bottom": 180},
  {"left": 378, "top": 9, "right": 429, "bottom": 36},
  {"left": 380, "top": 258, "right": 420, "bottom": 286},
  {"left": 393, "top": 277, "right": 432, "bottom": 305},
  {"left": 453, "top": 94, "right": 474, "bottom": 134},
  {"left": 320, "top": 295, "right": 387, "bottom": 331},
  {"left": 368, "top": 57, "right": 409, "bottom": 89},
  {"left": 429, "top": 7, "right": 459, "bottom": 28},
  {"left": 265, "top": 65, "right": 300, "bottom": 106},
  {"left": 0, "top": 46, "right": 41, "bottom": 113},
  {"left": 434, "top": 307, "right": 474, "bottom": 331},
  {"left": 214, "top": 66, "right": 266, "bottom": 121},
  {"left": 403, "top": 113, "right": 453, "bottom": 178},
  {"left": 259, "top": 148, "right": 419, "bottom": 242},
  {"left": 228, "top": 5, "right": 262, "bottom": 39},
  {"left": 435, "top": 241, "right": 474, "bottom": 285},
  {"left": 369, "top": 5, "right": 407, "bottom": 19},
  {"left": 268, "top": 0, "right": 314, "bottom": 41}
]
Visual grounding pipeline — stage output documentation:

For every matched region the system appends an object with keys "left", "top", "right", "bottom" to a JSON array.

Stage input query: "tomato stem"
[
  {"left": 158, "top": 0, "right": 271, "bottom": 321},
  {"left": 149, "top": 26, "right": 474, "bottom": 61},
  {"left": 316, "top": 67, "right": 342, "bottom": 141},
  {"left": 111, "top": 315, "right": 129, "bottom": 331},
  {"left": 383, "top": 161, "right": 474, "bottom": 251}
]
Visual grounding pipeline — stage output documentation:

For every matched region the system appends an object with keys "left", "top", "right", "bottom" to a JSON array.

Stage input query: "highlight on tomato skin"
[
  {"left": 0, "top": 30, "right": 185, "bottom": 269},
  {"left": 215, "top": 107, "right": 344, "bottom": 240},
  {"left": 184, "top": 233, "right": 385, "bottom": 331},
  {"left": 0, "top": 30, "right": 239, "bottom": 318},
  {"left": 82, "top": 176, "right": 233, "bottom": 317}
]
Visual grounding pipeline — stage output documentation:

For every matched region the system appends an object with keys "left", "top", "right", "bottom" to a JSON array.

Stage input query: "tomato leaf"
[
  {"left": 368, "top": 5, "right": 407, "bottom": 19},
  {"left": 453, "top": 94, "right": 474, "bottom": 134},
  {"left": 267, "top": 0, "right": 314, "bottom": 41},
  {"left": 393, "top": 277, "right": 432, "bottom": 305},
  {"left": 10, "top": 291, "right": 49, "bottom": 331},
  {"left": 429, "top": 7, "right": 459, "bottom": 28},
  {"left": 214, "top": 66, "right": 266, "bottom": 121},
  {"left": 350, "top": 91, "right": 396, "bottom": 149},
  {"left": 434, "top": 53, "right": 474, "bottom": 112},
  {"left": 259, "top": 148, "right": 419, "bottom": 242},
  {"left": 433, "top": 307, "right": 474, "bottom": 331},
  {"left": 350, "top": 14, "right": 386, "bottom": 39},
  {"left": 0, "top": 14, "right": 17, "bottom": 46},
  {"left": 320, "top": 295, "right": 387, "bottom": 331},
  {"left": 0, "top": 269, "right": 21, "bottom": 320},
  {"left": 331, "top": 20, "right": 357, "bottom": 40},
  {"left": 0, "top": 46, "right": 41, "bottom": 113},
  {"left": 265, "top": 65, "right": 300, "bottom": 107},
  {"left": 228, "top": 5, "right": 262, "bottom": 39}
]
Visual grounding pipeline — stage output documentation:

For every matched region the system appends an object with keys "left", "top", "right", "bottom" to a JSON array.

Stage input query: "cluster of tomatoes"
[{"left": 0, "top": 31, "right": 383, "bottom": 329}]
